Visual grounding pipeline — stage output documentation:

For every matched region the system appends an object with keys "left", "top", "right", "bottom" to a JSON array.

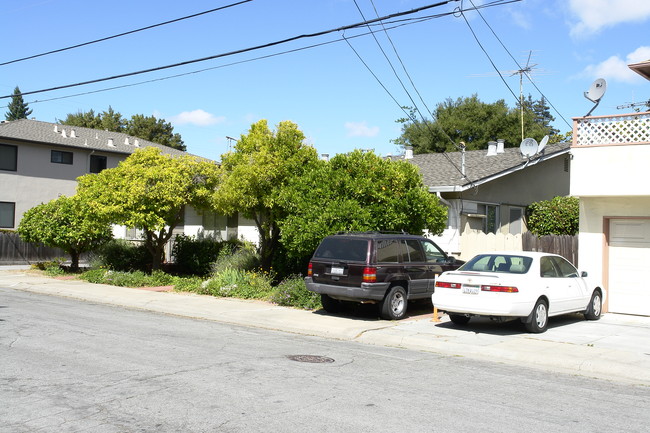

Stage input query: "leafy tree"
[
  {"left": 5, "top": 86, "right": 33, "bottom": 121},
  {"left": 393, "top": 94, "right": 561, "bottom": 154},
  {"left": 526, "top": 196, "right": 579, "bottom": 236},
  {"left": 125, "top": 114, "right": 185, "bottom": 151},
  {"left": 279, "top": 150, "right": 448, "bottom": 258},
  {"left": 76, "top": 147, "right": 219, "bottom": 270},
  {"left": 17, "top": 195, "right": 112, "bottom": 271},
  {"left": 60, "top": 107, "right": 185, "bottom": 151},
  {"left": 212, "top": 120, "right": 321, "bottom": 271}
]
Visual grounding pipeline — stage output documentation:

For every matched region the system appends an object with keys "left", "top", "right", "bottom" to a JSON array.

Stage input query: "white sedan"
[{"left": 431, "top": 251, "right": 605, "bottom": 333}]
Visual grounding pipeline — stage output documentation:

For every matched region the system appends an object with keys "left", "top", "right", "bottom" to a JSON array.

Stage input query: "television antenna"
[
  {"left": 470, "top": 51, "right": 548, "bottom": 140},
  {"left": 583, "top": 78, "right": 607, "bottom": 116},
  {"left": 617, "top": 99, "right": 650, "bottom": 111}
]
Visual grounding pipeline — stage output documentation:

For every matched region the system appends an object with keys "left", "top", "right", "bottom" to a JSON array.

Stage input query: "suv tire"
[
  {"left": 380, "top": 286, "right": 408, "bottom": 320},
  {"left": 321, "top": 294, "right": 341, "bottom": 314}
]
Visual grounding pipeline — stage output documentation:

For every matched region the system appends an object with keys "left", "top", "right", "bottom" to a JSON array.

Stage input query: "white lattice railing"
[{"left": 573, "top": 111, "right": 650, "bottom": 146}]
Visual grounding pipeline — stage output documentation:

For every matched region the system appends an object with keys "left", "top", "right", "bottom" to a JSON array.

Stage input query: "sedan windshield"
[{"left": 459, "top": 254, "right": 533, "bottom": 274}]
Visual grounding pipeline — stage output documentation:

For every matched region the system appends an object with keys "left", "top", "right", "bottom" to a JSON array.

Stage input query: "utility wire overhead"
[
  {"left": 0, "top": 1, "right": 457, "bottom": 100},
  {"left": 25, "top": 13, "right": 454, "bottom": 105},
  {"left": 0, "top": 0, "right": 255, "bottom": 67}
]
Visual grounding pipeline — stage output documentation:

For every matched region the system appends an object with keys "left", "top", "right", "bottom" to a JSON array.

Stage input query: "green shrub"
[
  {"left": 202, "top": 269, "right": 273, "bottom": 299},
  {"left": 527, "top": 196, "right": 579, "bottom": 236},
  {"left": 32, "top": 257, "right": 67, "bottom": 275},
  {"left": 94, "top": 239, "right": 150, "bottom": 272},
  {"left": 80, "top": 268, "right": 108, "bottom": 284},
  {"left": 270, "top": 275, "right": 321, "bottom": 309},
  {"left": 172, "top": 234, "right": 243, "bottom": 276},
  {"left": 211, "top": 242, "right": 260, "bottom": 274}
]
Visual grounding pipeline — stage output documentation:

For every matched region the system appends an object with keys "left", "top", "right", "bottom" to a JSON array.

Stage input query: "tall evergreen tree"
[{"left": 5, "top": 86, "right": 33, "bottom": 121}]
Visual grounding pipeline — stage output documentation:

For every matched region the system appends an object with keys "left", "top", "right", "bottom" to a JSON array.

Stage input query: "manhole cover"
[{"left": 286, "top": 355, "right": 335, "bottom": 363}]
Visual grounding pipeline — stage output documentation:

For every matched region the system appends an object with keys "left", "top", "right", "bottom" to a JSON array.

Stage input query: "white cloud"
[
  {"left": 344, "top": 121, "right": 379, "bottom": 138},
  {"left": 569, "top": 0, "right": 650, "bottom": 37},
  {"left": 169, "top": 109, "right": 225, "bottom": 126},
  {"left": 583, "top": 46, "right": 650, "bottom": 82}
]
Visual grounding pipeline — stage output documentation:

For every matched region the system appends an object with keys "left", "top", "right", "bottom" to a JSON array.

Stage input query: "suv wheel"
[
  {"left": 321, "top": 294, "right": 341, "bottom": 314},
  {"left": 380, "top": 286, "right": 408, "bottom": 320}
]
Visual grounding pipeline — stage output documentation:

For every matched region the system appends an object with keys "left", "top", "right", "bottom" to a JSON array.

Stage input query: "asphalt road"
[{"left": 1, "top": 287, "right": 649, "bottom": 433}]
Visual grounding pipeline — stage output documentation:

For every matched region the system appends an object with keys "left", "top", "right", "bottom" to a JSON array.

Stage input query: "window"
[
  {"left": 51, "top": 150, "right": 73, "bottom": 165},
  {"left": 550, "top": 256, "right": 579, "bottom": 278},
  {"left": 478, "top": 204, "right": 499, "bottom": 234},
  {"left": 0, "top": 144, "right": 17, "bottom": 171},
  {"left": 402, "top": 240, "right": 424, "bottom": 262},
  {"left": 422, "top": 240, "right": 446, "bottom": 263},
  {"left": 0, "top": 202, "right": 15, "bottom": 228},
  {"left": 376, "top": 239, "right": 401, "bottom": 263},
  {"left": 509, "top": 208, "right": 523, "bottom": 235},
  {"left": 540, "top": 256, "right": 559, "bottom": 278},
  {"left": 90, "top": 155, "right": 107, "bottom": 173}
]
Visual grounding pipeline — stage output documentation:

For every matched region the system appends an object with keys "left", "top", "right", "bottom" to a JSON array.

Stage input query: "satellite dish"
[
  {"left": 520, "top": 137, "right": 538, "bottom": 157},
  {"left": 537, "top": 135, "right": 549, "bottom": 154},
  {"left": 584, "top": 78, "right": 607, "bottom": 116}
]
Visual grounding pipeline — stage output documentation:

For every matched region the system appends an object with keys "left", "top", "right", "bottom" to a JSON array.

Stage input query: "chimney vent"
[
  {"left": 54, "top": 125, "right": 59, "bottom": 133},
  {"left": 61, "top": 129, "right": 67, "bottom": 138},
  {"left": 497, "top": 139, "right": 505, "bottom": 154},
  {"left": 134, "top": 139, "right": 140, "bottom": 147},
  {"left": 487, "top": 141, "right": 497, "bottom": 156},
  {"left": 321, "top": 153, "right": 329, "bottom": 162},
  {"left": 404, "top": 146, "right": 414, "bottom": 160},
  {"left": 107, "top": 138, "right": 115, "bottom": 147},
  {"left": 70, "top": 129, "right": 77, "bottom": 138},
  {"left": 124, "top": 137, "right": 130, "bottom": 145}
]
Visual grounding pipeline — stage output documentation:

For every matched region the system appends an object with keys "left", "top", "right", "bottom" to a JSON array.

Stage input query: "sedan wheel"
[
  {"left": 525, "top": 299, "right": 548, "bottom": 333},
  {"left": 584, "top": 291, "right": 602, "bottom": 321}
]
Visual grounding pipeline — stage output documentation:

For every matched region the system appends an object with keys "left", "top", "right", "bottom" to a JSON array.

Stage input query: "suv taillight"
[
  {"left": 307, "top": 262, "right": 313, "bottom": 277},
  {"left": 363, "top": 267, "right": 377, "bottom": 283}
]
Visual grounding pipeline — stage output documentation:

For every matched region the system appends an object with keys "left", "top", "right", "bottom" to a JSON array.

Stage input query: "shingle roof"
[
  {"left": 406, "top": 142, "right": 570, "bottom": 191},
  {"left": 0, "top": 118, "right": 189, "bottom": 157}
]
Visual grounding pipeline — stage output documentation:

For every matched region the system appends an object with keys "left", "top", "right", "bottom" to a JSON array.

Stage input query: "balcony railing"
[{"left": 573, "top": 111, "right": 650, "bottom": 146}]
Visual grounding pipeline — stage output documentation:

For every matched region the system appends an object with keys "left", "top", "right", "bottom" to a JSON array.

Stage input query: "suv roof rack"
[{"left": 334, "top": 230, "right": 411, "bottom": 235}]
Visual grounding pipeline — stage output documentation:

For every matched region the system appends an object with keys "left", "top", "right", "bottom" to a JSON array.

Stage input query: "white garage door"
[{"left": 608, "top": 219, "right": 650, "bottom": 316}]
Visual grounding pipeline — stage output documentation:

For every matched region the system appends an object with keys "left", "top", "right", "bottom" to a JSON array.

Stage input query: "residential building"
[
  {"left": 570, "top": 59, "right": 650, "bottom": 316},
  {"left": 0, "top": 119, "right": 254, "bottom": 257},
  {"left": 405, "top": 141, "right": 571, "bottom": 258}
]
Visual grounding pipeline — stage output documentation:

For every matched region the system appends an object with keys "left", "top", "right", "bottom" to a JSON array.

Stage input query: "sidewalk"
[{"left": 2, "top": 269, "right": 649, "bottom": 386}]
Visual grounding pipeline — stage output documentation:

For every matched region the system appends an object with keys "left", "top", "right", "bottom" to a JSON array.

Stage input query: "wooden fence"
[
  {"left": 0, "top": 232, "right": 65, "bottom": 265},
  {"left": 459, "top": 231, "right": 578, "bottom": 266}
]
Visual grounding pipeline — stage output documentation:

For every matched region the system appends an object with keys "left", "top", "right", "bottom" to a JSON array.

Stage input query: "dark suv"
[{"left": 305, "top": 232, "right": 462, "bottom": 320}]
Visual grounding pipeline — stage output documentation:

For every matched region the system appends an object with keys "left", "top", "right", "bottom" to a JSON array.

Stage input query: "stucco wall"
[
  {"left": 572, "top": 144, "right": 650, "bottom": 196},
  {"left": 1, "top": 140, "right": 123, "bottom": 229}
]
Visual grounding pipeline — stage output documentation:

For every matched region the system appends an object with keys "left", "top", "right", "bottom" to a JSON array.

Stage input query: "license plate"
[
  {"left": 462, "top": 284, "right": 480, "bottom": 295},
  {"left": 330, "top": 266, "right": 344, "bottom": 276}
]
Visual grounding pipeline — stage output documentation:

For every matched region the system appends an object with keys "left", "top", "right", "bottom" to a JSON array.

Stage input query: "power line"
[
  {"left": 25, "top": 16, "right": 447, "bottom": 105},
  {"left": 0, "top": 0, "right": 255, "bottom": 67},
  {"left": 0, "top": 1, "right": 456, "bottom": 100}
]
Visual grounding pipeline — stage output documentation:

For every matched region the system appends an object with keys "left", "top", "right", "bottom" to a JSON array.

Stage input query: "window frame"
[
  {"left": 0, "top": 143, "right": 18, "bottom": 171},
  {"left": 0, "top": 201, "right": 16, "bottom": 228},
  {"left": 89, "top": 154, "right": 107, "bottom": 173},
  {"left": 51, "top": 149, "right": 74, "bottom": 165}
]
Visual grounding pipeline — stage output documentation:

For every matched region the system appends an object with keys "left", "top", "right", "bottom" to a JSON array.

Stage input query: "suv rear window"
[{"left": 313, "top": 237, "right": 368, "bottom": 262}]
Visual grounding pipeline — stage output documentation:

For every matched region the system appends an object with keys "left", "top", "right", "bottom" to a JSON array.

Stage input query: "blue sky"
[{"left": 3, "top": 0, "right": 649, "bottom": 161}]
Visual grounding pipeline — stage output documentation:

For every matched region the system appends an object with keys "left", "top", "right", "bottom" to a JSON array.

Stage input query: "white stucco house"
[
  {"left": 0, "top": 119, "right": 256, "bottom": 262},
  {"left": 570, "top": 59, "right": 650, "bottom": 316},
  {"left": 405, "top": 141, "right": 572, "bottom": 258}
]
